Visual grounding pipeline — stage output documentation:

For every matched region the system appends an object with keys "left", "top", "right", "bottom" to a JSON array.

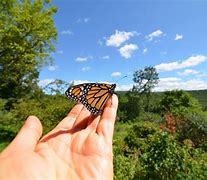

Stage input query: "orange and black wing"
[
  {"left": 65, "top": 83, "right": 116, "bottom": 115},
  {"left": 65, "top": 84, "right": 85, "bottom": 102},
  {"left": 80, "top": 83, "right": 116, "bottom": 115}
]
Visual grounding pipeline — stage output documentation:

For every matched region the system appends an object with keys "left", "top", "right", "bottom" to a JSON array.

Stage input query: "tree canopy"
[
  {"left": 0, "top": 0, "right": 57, "bottom": 102},
  {"left": 132, "top": 66, "right": 159, "bottom": 94}
]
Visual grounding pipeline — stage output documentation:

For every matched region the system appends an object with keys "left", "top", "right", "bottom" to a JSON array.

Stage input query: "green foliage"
[
  {"left": 189, "top": 89, "right": 207, "bottom": 111},
  {"left": 138, "top": 112, "right": 163, "bottom": 124},
  {"left": 176, "top": 111, "right": 207, "bottom": 149},
  {"left": 113, "top": 122, "right": 139, "bottom": 180},
  {"left": 113, "top": 154, "right": 137, "bottom": 180},
  {"left": 12, "top": 95, "right": 74, "bottom": 134},
  {"left": 0, "top": 93, "right": 75, "bottom": 152},
  {"left": 114, "top": 119, "right": 207, "bottom": 179},
  {"left": 0, "top": 98, "right": 16, "bottom": 152},
  {"left": 118, "top": 92, "right": 144, "bottom": 122},
  {"left": 0, "top": 0, "right": 57, "bottom": 102},
  {"left": 133, "top": 66, "right": 159, "bottom": 94},
  {"left": 159, "top": 90, "right": 202, "bottom": 115},
  {"left": 125, "top": 121, "right": 160, "bottom": 152},
  {"left": 141, "top": 132, "right": 185, "bottom": 179},
  {"left": 133, "top": 66, "right": 159, "bottom": 111},
  {"left": 43, "top": 79, "right": 69, "bottom": 95},
  {"left": 140, "top": 132, "right": 207, "bottom": 179}
]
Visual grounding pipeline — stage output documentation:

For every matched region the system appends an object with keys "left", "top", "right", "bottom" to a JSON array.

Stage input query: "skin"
[{"left": 0, "top": 95, "right": 118, "bottom": 180}]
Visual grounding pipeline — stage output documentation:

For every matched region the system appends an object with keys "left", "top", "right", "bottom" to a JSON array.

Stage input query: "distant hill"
[
  {"left": 188, "top": 89, "right": 207, "bottom": 110},
  {"left": 116, "top": 89, "right": 207, "bottom": 111}
]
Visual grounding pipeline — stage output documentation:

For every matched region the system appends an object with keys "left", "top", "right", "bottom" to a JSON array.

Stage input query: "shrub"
[
  {"left": 140, "top": 132, "right": 207, "bottom": 179},
  {"left": 12, "top": 94, "right": 75, "bottom": 134},
  {"left": 159, "top": 90, "right": 202, "bottom": 115},
  {"left": 124, "top": 121, "right": 160, "bottom": 152}
]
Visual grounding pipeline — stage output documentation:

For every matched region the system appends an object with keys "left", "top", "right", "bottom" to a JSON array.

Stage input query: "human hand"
[{"left": 0, "top": 95, "right": 118, "bottom": 180}]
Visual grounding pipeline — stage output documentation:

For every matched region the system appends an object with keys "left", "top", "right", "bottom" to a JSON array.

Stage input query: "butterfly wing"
[
  {"left": 65, "top": 83, "right": 116, "bottom": 115},
  {"left": 80, "top": 83, "right": 116, "bottom": 115},
  {"left": 65, "top": 84, "right": 85, "bottom": 102}
]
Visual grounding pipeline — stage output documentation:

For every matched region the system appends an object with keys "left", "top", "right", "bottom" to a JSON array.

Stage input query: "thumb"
[{"left": 9, "top": 116, "right": 43, "bottom": 152}]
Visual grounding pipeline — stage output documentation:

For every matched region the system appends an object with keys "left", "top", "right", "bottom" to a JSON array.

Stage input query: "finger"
[
  {"left": 40, "top": 105, "right": 90, "bottom": 142},
  {"left": 39, "top": 104, "right": 84, "bottom": 143},
  {"left": 3, "top": 116, "right": 42, "bottom": 154},
  {"left": 72, "top": 106, "right": 91, "bottom": 130},
  {"left": 86, "top": 115, "right": 100, "bottom": 132},
  {"left": 97, "top": 94, "right": 118, "bottom": 142},
  {"left": 55, "top": 103, "right": 84, "bottom": 130}
]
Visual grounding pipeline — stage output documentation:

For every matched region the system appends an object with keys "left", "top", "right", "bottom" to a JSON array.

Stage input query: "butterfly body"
[{"left": 65, "top": 83, "right": 116, "bottom": 115}]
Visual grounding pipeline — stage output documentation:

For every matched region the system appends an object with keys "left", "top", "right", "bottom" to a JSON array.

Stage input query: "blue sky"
[{"left": 39, "top": 0, "right": 207, "bottom": 91}]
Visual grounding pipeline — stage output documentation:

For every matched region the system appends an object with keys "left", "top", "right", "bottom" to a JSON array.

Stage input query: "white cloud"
[
  {"left": 77, "top": 17, "right": 90, "bottom": 23},
  {"left": 155, "top": 55, "right": 207, "bottom": 72},
  {"left": 111, "top": 72, "right": 122, "bottom": 77},
  {"left": 72, "top": 80, "right": 90, "bottom": 85},
  {"left": 38, "top": 79, "right": 55, "bottom": 87},
  {"left": 106, "top": 30, "right": 137, "bottom": 47},
  {"left": 76, "top": 57, "right": 87, "bottom": 62},
  {"left": 75, "top": 56, "right": 92, "bottom": 62},
  {"left": 115, "top": 77, "right": 207, "bottom": 91},
  {"left": 174, "top": 34, "right": 183, "bottom": 40},
  {"left": 177, "top": 69, "right": 199, "bottom": 76},
  {"left": 155, "top": 77, "right": 207, "bottom": 91},
  {"left": 119, "top": 44, "right": 138, "bottom": 59},
  {"left": 48, "top": 65, "right": 58, "bottom": 71},
  {"left": 81, "top": 67, "right": 91, "bottom": 72},
  {"left": 143, "top": 48, "right": 148, "bottom": 54},
  {"left": 101, "top": 55, "right": 110, "bottom": 60},
  {"left": 146, "top": 30, "right": 163, "bottom": 41},
  {"left": 61, "top": 29, "right": 73, "bottom": 35},
  {"left": 160, "top": 51, "right": 167, "bottom": 55},
  {"left": 116, "top": 84, "right": 133, "bottom": 91}
]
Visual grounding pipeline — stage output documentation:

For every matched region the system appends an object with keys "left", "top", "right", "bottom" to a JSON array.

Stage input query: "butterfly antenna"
[
  {"left": 69, "top": 80, "right": 74, "bottom": 87},
  {"left": 115, "top": 75, "right": 127, "bottom": 83}
]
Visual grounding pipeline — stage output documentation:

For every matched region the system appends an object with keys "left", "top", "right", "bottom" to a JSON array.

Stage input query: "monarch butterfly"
[{"left": 65, "top": 83, "right": 116, "bottom": 115}]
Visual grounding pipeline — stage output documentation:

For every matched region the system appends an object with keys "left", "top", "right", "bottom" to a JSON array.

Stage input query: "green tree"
[
  {"left": 140, "top": 132, "right": 207, "bottom": 180},
  {"left": 0, "top": 0, "right": 57, "bottom": 103},
  {"left": 119, "top": 92, "right": 144, "bottom": 121},
  {"left": 12, "top": 94, "right": 74, "bottom": 134},
  {"left": 43, "top": 79, "right": 69, "bottom": 95},
  {"left": 125, "top": 121, "right": 160, "bottom": 153},
  {"left": 133, "top": 66, "right": 159, "bottom": 111},
  {"left": 176, "top": 111, "right": 207, "bottom": 149},
  {"left": 159, "top": 90, "right": 206, "bottom": 148},
  {"left": 159, "top": 90, "right": 202, "bottom": 115}
]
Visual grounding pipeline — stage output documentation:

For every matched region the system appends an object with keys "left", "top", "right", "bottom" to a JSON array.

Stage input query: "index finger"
[
  {"left": 97, "top": 94, "right": 118, "bottom": 142},
  {"left": 56, "top": 103, "right": 84, "bottom": 130}
]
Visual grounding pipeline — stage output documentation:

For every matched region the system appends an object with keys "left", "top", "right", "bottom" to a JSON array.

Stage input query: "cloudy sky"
[{"left": 39, "top": 0, "right": 207, "bottom": 91}]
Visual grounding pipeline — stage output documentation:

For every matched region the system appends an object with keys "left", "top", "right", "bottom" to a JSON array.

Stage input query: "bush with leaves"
[
  {"left": 176, "top": 111, "right": 207, "bottom": 149},
  {"left": 140, "top": 131, "right": 207, "bottom": 179},
  {"left": 0, "top": 99, "right": 16, "bottom": 152},
  {"left": 159, "top": 90, "right": 202, "bottom": 115},
  {"left": 124, "top": 121, "right": 160, "bottom": 153},
  {"left": 0, "top": 94, "right": 75, "bottom": 152},
  {"left": 138, "top": 112, "right": 163, "bottom": 124},
  {"left": 12, "top": 95, "right": 75, "bottom": 134},
  {"left": 113, "top": 151, "right": 137, "bottom": 180},
  {"left": 113, "top": 122, "right": 139, "bottom": 180},
  {"left": 119, "top": 92, "right": 144, "bottom": 122}
]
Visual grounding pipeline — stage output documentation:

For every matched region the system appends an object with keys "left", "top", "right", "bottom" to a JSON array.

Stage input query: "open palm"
[{"left": 0, "top": 95, "right": 118, "bottom": 180}]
